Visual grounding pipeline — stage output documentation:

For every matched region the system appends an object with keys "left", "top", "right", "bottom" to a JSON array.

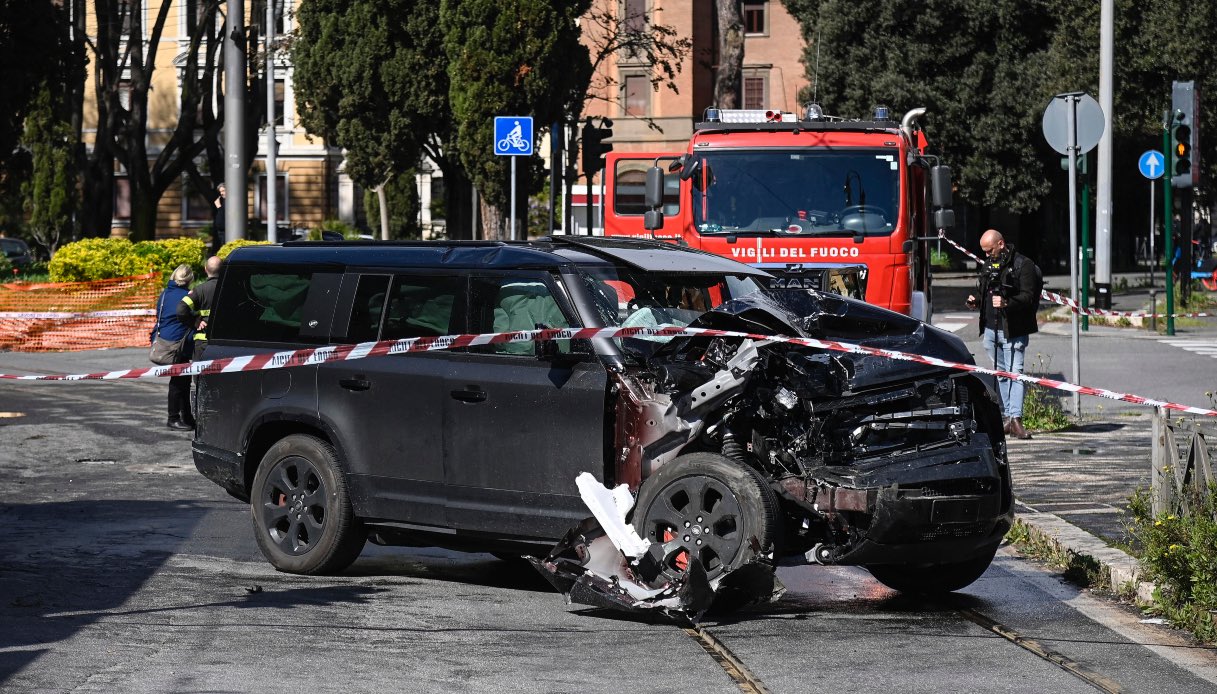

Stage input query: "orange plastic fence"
[{"left": 0, "top": 272, "right": 162, "bottom": 352}]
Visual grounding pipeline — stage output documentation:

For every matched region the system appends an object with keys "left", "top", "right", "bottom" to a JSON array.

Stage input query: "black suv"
[{"left": 193, "top": 237, "right": 1011, "bottom": 596}]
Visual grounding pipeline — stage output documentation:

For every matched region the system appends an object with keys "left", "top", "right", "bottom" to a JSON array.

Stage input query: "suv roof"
[{"left": 225, "top": 236, "right": 771, "bottom": 278}]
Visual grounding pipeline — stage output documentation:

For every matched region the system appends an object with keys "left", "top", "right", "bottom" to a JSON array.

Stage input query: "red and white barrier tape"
[
  {"left": 0, "top": 309, "right": 156, "bottom": 320},
  {"left": 936, "top": 232, "right": 1214, "bottom": 319},
  {"left": 2, "top": 325, "right": 1214, "bottom": 417}
]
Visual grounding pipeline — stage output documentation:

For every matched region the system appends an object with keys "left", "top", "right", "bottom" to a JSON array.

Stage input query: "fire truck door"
[{"left": 604, "top": 153, "right": 684, "bottom": 240}]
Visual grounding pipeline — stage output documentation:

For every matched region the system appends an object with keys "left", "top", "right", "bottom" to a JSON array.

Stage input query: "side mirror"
[
  {"left": 644, "top": 166, "right": 665, "bottom": 208},
  {"left": 934, "top": 208, "right": 956, "bottom": 230},
  {"left": 930, "top": 165, "right": 953, "bottom": 209},
  {"left": 644, "top": 209, "right": 665, "bottom": 231}
]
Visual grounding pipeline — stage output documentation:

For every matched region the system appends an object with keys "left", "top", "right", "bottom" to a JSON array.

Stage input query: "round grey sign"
[{"left": 1042, "top": 92, "right": 1105, "bottom": 155}]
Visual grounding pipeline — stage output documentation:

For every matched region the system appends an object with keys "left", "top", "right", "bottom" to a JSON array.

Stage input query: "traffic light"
[
  {"left": 1171, "top": 80, "right": 1198, "bottom": 189},
  {"left": 581, "top": 118, "right": 613, "bottom": 176}
]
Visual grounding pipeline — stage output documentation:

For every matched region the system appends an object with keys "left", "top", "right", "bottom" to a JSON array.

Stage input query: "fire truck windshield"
[{"left": 690, "top": 148, "right": 901, "bottom": 237}]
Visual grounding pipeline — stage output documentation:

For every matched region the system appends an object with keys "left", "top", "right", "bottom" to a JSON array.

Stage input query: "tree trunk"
[
  {"left": 376, "top": 182, "right": 390, "bottom": 240},
  {"left": 714, "top": 0, "right": 744, "bottom": 109},
  {"left": 435, "top": 156, "right": 471, "bottom": 240},
  {"left": 480, "top": 198, "right": 505, "bottom": 241},
  {"left": 128, "top": 185, "right": 159, "bottom": 242}
]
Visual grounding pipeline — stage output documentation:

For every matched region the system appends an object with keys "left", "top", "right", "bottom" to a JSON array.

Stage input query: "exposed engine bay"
[{"left": 531, "top": 290, "right": 1013, "bottom": 620}]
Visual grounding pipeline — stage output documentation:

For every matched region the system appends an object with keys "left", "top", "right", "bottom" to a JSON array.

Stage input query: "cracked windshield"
[{"left": 691, "top": 149, "right": 901, "bottom": 236}]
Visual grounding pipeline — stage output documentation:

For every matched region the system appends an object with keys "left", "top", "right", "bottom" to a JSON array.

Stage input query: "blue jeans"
[{"left": 983, "top": 328, "right": 1028, "bottom": 419}]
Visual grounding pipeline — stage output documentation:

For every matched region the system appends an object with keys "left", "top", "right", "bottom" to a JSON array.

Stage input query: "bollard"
[{"left": 1149, "top": 289, "right": 1157, "bottom": 332}]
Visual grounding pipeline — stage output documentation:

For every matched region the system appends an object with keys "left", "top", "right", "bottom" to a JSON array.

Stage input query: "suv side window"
[
  {"left": 344, "top": 274, "right": 391, "bottom": 343},
  {"left": 469, "top": 273, "right": 573, "bottom": 355},
  {"left": 380, "top": 274, "right": 462, "bottom": 340},
  {"left": 211, "top": 267, "right": 338, "bottom": 344}
]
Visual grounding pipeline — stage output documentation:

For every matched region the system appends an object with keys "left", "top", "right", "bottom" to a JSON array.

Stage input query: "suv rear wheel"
[
  {"left": 250, "top": 434, "right": 367, "bottom": 574},
  {"left": 631, "top": 452, "right": 779, "bottom": 581}
]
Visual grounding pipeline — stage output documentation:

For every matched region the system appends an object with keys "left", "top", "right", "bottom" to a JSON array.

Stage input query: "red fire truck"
[{"left": 601, "top": 106, "right": 956, "bottom": 321}]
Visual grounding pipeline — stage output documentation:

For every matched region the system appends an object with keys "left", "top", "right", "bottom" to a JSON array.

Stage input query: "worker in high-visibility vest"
[{"left": 177, "top": 255, "right": 221, "bottom": 353}]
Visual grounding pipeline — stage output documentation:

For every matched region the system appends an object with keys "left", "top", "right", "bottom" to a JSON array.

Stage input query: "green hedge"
[
  {"left": 49, "top": 237, "right": 207, "bottom": 282},
  {"left": 218, "top": 239, "right": 271, "bottom": 259}
]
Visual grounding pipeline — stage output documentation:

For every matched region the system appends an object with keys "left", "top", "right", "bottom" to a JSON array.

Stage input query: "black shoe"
[{"left": 167, "top": 417, "right": 193, "bottom": 431}]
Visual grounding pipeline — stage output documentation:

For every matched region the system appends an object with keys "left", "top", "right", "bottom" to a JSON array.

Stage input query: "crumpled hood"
[{"left": 679, "top": 289, "right": 975, "bottom": 391}]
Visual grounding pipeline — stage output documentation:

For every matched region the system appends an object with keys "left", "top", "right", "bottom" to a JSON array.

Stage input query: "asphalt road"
[{"left": 3, "top": 349, "right": 1217, "bottom": 693}]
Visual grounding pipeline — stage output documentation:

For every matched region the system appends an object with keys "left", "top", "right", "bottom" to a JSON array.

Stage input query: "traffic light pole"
[{"left": 1163, "top": 117, "right": 1175, "bottom": 336}]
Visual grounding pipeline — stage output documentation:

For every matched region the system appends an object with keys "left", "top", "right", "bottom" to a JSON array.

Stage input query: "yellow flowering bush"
[
  {"left": 48, "top": 238, "right": 150, "bottom": 282},
  {"left": 48, "top": 237, "right": 209, "bottom": 283},
  {"left": 218, "top": 239, "right": 271, "bottom": 260}
]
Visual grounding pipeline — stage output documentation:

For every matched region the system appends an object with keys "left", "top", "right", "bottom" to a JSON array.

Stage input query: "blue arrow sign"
[
  {"left": 494, "top": 116, "right": 533, "bottom": 156},
  {"left": 1138, "top": 150, "right": 1164, "bottom": 180}
]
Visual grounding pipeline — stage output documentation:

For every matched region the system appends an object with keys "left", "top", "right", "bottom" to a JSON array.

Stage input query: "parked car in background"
[{"left": 1, "top": 238, "right": 33, "bottom": 268}]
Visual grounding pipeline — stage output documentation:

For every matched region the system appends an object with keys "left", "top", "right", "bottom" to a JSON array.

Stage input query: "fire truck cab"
[{"left": 602, "top": 106, "right": 956, "bottom": 321}]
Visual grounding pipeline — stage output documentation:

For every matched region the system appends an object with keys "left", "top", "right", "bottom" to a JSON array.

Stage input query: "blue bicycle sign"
[{"left": 494, "top": 116, "right": 533, "bottom": 156}]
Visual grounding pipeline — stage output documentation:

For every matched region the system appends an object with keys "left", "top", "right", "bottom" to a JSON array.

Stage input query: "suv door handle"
[
  {"left": 339, "top": 377, "right": 371, "bottom": 391},
  {"left": 450, "top": 387, "right": 486, "bottom": 403}
]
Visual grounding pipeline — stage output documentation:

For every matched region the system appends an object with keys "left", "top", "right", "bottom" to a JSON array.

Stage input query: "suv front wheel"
[{"left": 250, "top": 434, "right": 367, "bottom": 574}]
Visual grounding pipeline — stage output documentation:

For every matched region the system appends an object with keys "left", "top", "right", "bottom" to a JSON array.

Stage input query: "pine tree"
[{"left": 22, "top": 85, "right": 77, "bottom": 255}]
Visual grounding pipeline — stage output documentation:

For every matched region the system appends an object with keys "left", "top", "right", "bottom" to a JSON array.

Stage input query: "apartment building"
[
  {"left": 79, "top": 1, "right": 805, "bottom": 238},
  {"left": 581, "top": 0, "right": 808, "bottom": 154},
  {"left": 81, "top": 0, "right": 361, "bottom": 239}
]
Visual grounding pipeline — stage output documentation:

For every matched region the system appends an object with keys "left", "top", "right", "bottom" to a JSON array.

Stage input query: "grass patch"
[
  {"left": 1005, "top": 519, "right": 1107, "bottom": 590},
  {"left": 1127, "top": 486, "right": 1217, "bottom": 645},
  {"left": 1021, "top": 353, "right": 1073, "bottom": 432}
]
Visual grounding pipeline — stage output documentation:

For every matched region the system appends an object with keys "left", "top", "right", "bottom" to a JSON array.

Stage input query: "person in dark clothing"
[
  {"left": 177, "top": 255, "right": 221, "bottom": 358},
  {"left": 210, "top": 183, "right": 226, "bottom": 257},
  {"left": 153, "top": 264, "right": 195, "bottom": 430},
  {"left": 966, "top": 229, "right": 1040, "bottom": 440}
]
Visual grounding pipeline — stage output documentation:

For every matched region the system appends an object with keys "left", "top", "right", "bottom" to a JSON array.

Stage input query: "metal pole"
[
  {"left": 548, "top": 120, "right": 559, "bottom": 232},
  {"left": 265, "top": 0, "right": 276, "bottom": 242},
  {"left": 1149, "top": 179, "right": 1156, "bottom": 293},
  {"left": 1081, "top": 173, "right": 1090, "bottom": 331},
  {"left": 1067, "top": 95, "right": 1082, "bottom": 417},
  {"left": 510, "top": 155, "right": 517, "bottom": 241},
  {"left": 1164, "top": 119, "right": 1175, "bottom": 336},
  {"left": 224, "top": 0, "right": 248, "bottom": 241},
  {"left": 585, "top": 172, "right": 593, "bottom": 236},
  {"left": 1094, "top": 0, "right": 1114, "bottom": 308}
]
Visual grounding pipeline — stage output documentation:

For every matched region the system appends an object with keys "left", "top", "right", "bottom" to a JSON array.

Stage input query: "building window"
[
  {"left": 118, "top": 79, "right": 133, "bottom": 110},
  {"left": 623, "top": 73, "right": 650, "bottom": 117},
  {"left": 623, "top": 0, "right": 646, "bottom": 35},
  {"left": 258, "top": 174, "right": 288, "bottom": 223},
  {"left": 743, "top": 1, "right": 768, "bottom": 36},
  {"left": 273, "top": 78, "right": 286, "bottom": 127},
  {"left": 183, "top": 177, "right": 216, "bottom": 223},
  {"left": 114, "top": 176, "right": 131, "bottom": 221},
  {"left": 743, "top": 71, "right": 768, "bottom": 110}
]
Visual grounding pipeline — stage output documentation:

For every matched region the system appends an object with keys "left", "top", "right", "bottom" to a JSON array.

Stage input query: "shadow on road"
[{"left": 0, "top": 499, "right": 209, "bottom": 683}]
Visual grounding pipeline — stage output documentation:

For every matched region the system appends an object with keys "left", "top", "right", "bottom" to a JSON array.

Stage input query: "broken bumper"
[{"left": 810, "top": 435, "right": 1013, "bottom": 566}]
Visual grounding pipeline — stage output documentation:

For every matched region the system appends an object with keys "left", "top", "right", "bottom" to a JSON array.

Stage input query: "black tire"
[
  {"left": 866, "top": 544, "right": 999, "bottom": 594},
  {"left": 250, "top": 434, "right": 367, "bottom": 575},
  {"left": 631, "top": 452, "right": 779, "bottom": 581}
]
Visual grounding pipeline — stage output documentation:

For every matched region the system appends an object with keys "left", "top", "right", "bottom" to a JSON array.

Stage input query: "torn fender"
[{"left": 529, "top": 473, "right": 783, "bottom": 622}]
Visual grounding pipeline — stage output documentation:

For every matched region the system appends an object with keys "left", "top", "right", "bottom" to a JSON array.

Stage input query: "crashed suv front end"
[{"left": 536, "top": 274, "right": 1011, "bottom": 615}]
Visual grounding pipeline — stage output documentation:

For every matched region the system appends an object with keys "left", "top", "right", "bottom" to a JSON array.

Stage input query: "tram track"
[{"left": 687, "top": 603, "right": 1128, "bottom": 694}]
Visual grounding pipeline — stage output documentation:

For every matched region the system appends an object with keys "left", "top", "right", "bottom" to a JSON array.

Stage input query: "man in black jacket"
[{"left": 966, "top": 229, "right": 1039, "bottom": 439}]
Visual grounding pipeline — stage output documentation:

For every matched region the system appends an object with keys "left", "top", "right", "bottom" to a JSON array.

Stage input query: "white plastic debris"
[{"left": 575, "top": 472, "right": 651, "bottom": 558}]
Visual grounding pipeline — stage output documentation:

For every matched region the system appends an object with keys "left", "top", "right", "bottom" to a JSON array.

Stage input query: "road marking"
[
  {"left": 1159, "top": 338, "right": 1217, "bottom": 361},
  {"left": 933, "top": 312, "right": 973, "bottom": 334}
]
